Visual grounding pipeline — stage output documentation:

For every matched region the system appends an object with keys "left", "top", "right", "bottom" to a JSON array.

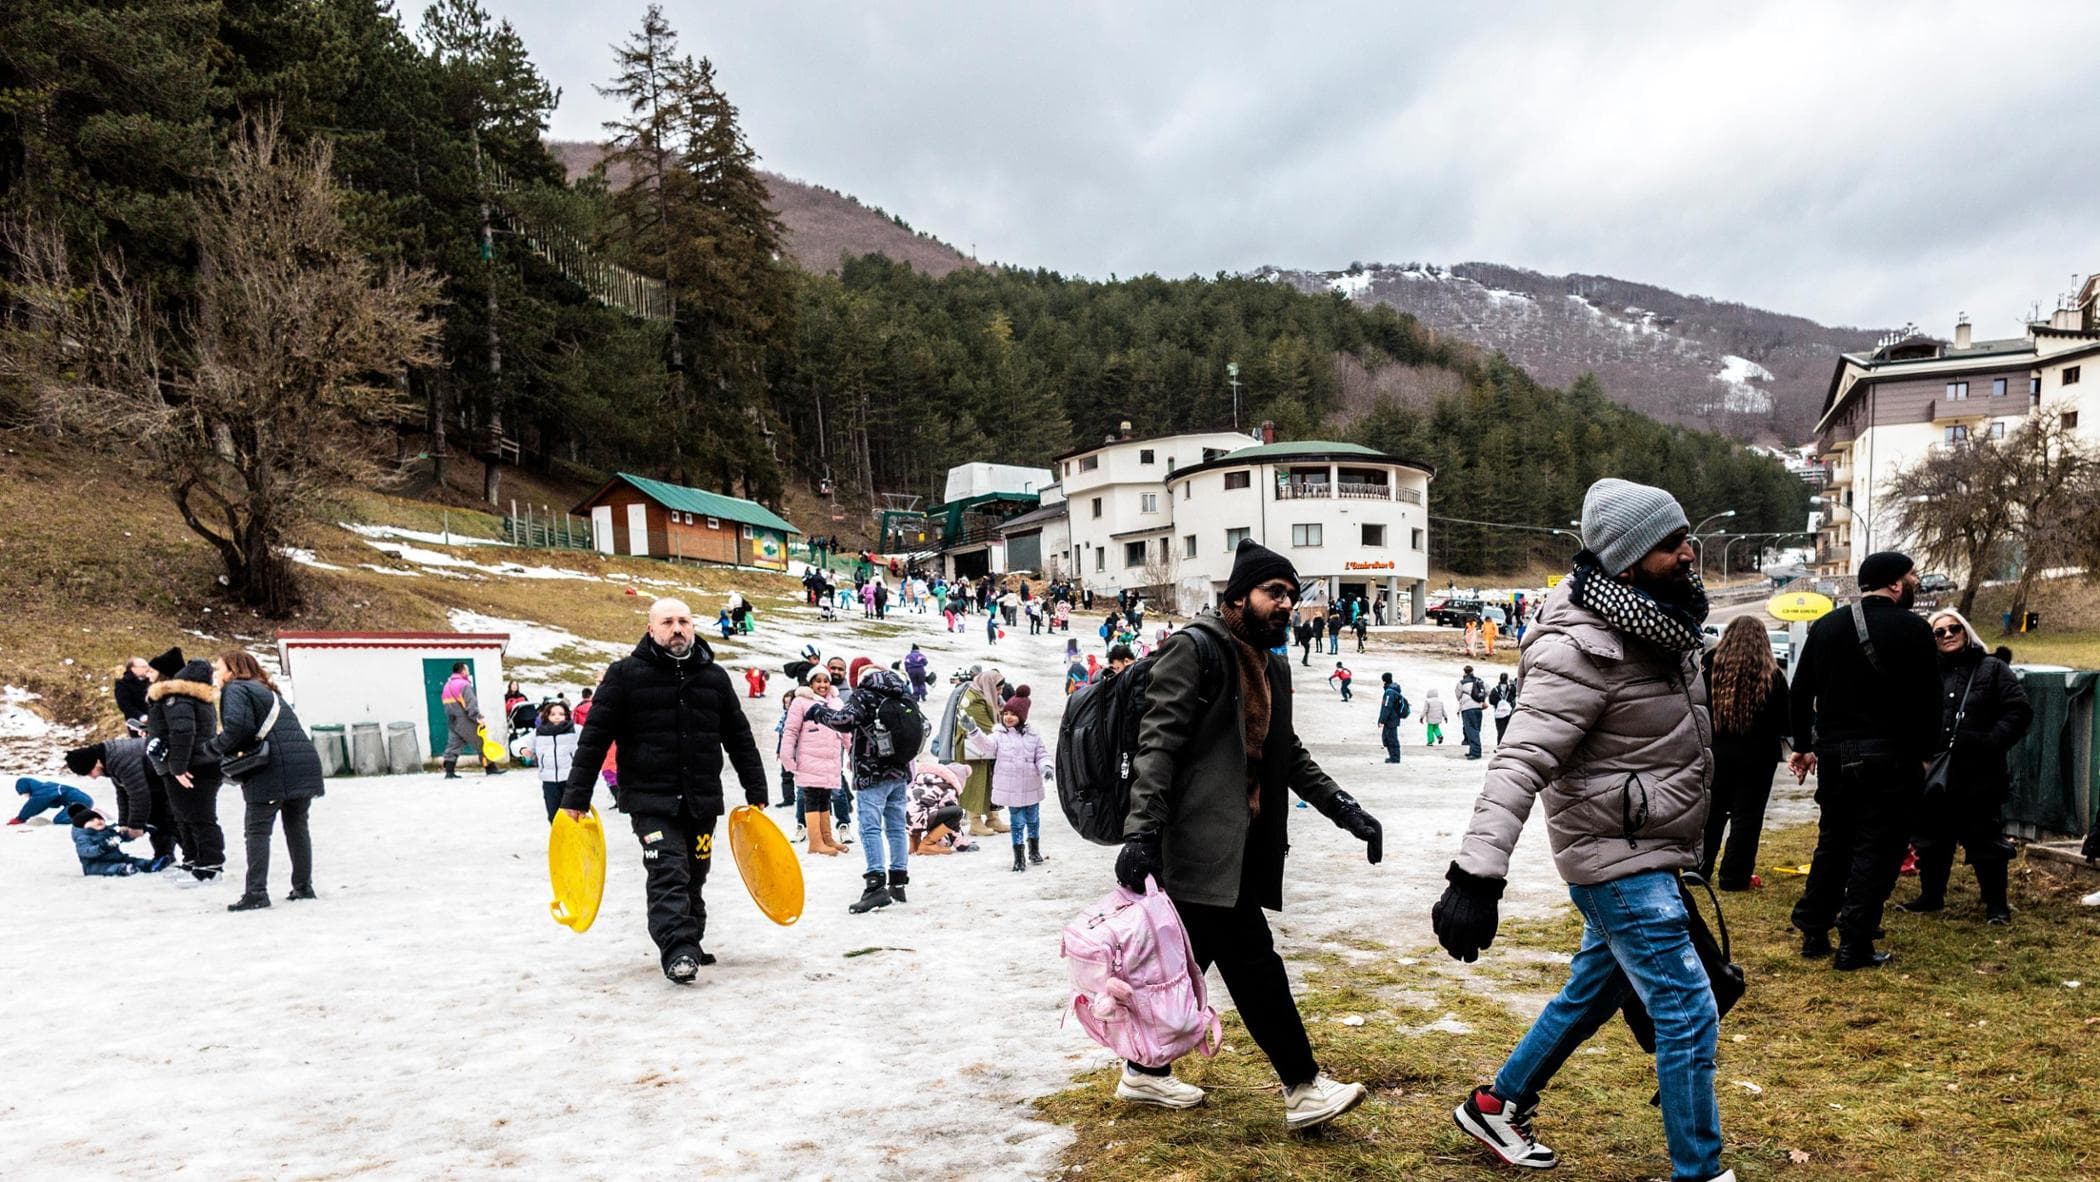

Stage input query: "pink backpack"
[{"left": 1060, "top": 877, "right": 1222, "bottom": 1068}]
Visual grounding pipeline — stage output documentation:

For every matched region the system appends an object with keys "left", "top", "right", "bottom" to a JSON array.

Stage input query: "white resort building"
[{"left": 1053, "top": 426, "right": 1436, "bottom": 620}]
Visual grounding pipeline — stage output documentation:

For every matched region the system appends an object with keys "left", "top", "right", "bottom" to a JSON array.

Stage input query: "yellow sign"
[
  {"left": 1767, "top": 591, "right": 1834, "bottom": 622},
  {"left": 1545, "top": 574, "right": 1563, "bottom": 588},
  {"left": 1344, "top": 560, "right": 1394, "bottom": 570}
]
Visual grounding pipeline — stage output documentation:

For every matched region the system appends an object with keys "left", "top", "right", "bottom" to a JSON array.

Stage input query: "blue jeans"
[
  {"left": 1380, "top": 724, "right": 1400, "bottom": 761},
  {"left": 1494, "top": 870, "right": 1722, "bottom": 1182},
  {"left": 1007, "top": 802, "right": 1041, "bottom": 844},
  {"left": 856, "top": 777, "right": 910, "bottom": 874}
]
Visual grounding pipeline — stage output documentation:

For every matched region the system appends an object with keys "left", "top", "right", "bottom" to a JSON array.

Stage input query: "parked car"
[
  {"left": 1429, "top": 597, "right": 1484, "bottom": 627},
  {"left": 1767, "top": 629, "right": 1793, "bottom": 666},
  {"left": 1918, "top": 572, "right": 1956, "bottom": 595}
]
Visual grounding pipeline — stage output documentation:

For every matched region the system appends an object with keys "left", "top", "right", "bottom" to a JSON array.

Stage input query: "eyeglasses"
[
  {"left": 1931, "top": 626, "right": 1963, "bottom": 639},
  {"left": 1255, "top": 581, "right": 1298, "bottom": 602}
]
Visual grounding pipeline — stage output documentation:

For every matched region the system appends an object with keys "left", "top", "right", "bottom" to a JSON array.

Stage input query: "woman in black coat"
[
  {"left": 209, "top": 650, "right": 326, "bottom": 912},
  {"left": 1901, "top": 610, "right": 2033, "bottom": 923},
  {"left": 1700, "top": 617, "right": 1791, "bottom": 890},
  {"left": 144, "top": 647, "right": 226, "bottom": 882}
]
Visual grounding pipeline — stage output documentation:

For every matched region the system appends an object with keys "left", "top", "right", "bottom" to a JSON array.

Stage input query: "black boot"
[
  {"left": 1977, "top": 856, "right": 2012, "bottom": 924},
  {"left": 1834, "top": 942, "right": 1892, "bottom": 971},
  {"left": 484, "top": 760, "right": 507, "bottom": 776},
  {"left": 443, "top": 757, "right": 460, "bottom": 780},
  {"left": 887, "top": 869, "right": 908, "bottom": 905},
  {"left": 286, "top": 885, "right": 317, "bottom": 901},
  {"left": 1028, "top": 837, "right": 1047, "bottom": 865},
  {"left": 1799, "top": 929, "right": 1833, "bottom": 959},
  {"left": 1011, "top": 844, "right": 1027, "bottom": 873},
  {"left": 848, "top": 871, "right": 892, "bottom": 913},
  {"left": 227, "top": 893, "right": 271, "bottom": 912}
]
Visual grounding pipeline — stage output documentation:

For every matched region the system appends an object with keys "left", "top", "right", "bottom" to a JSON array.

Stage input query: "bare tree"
[
  {"left": 1998, "top": 416, "right": 2100, "bottom": 631},
  {"left": 3, "top": 116, "right": 441, "bottom": 616},
  {"left": 1884, "top": 435, "right": 2011, "bottom": 617}
]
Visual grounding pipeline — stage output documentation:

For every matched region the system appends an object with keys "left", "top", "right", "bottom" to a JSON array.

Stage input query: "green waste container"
[{"left": 2003, "top": 668, "right": 2097, "bottom": 838}]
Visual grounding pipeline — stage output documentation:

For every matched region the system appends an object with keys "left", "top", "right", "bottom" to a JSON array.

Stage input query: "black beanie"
[
  {"left": 1222, "top": 538, "right": 1299, "bottom": 605},
  {"left": 64, "top": 743, "right": 105, "bottom": 777},
  {"left": 67, "top": 803, "right": 100, "bottom": 826},
  {"left": 1857, "top": 551, "right": 1914, "bottom": 592},
  {"left": 147, "top": 647, "right": 185, "bottom": 679}
]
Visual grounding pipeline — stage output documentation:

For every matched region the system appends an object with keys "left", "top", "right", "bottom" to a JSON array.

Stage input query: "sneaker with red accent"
[{"left": 1454, "top": 1086, "right": 1557, "bottom": 1169}]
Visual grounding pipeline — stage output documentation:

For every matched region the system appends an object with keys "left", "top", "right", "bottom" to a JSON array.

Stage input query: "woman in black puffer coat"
[
  {"left": 145, "top": 647, "right": 226, "bottom": 882},
  {"left": 1899, "top": 610, "right": 2032, "bottom": 923},
  {"left": 209, "top": 650, "right": 326, "bottom": 911}
]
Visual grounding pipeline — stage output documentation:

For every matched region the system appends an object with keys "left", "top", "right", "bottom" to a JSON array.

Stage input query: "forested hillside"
[{"left": 0, "top": 0, "right": 1808, "bottom": 597}]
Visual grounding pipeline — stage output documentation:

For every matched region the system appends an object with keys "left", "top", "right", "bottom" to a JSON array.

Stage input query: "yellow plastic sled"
[
  {"left": 728, "top": 805, "right": 804, "bottom": 926},
  {"left": 475, "top": 722, "right": 507, "bottom": 765},
  {"left": 549, "top": 808, "right": 607, "bottom": 932}
]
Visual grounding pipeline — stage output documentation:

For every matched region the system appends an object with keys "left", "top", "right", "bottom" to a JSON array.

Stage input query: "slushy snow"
[{"left": 0, "top": 592, "right": 1750, "bottom": 1179}]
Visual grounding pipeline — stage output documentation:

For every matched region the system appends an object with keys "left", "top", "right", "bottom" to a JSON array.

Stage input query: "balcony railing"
[
  {"left": 1276, "top": 483, "right": 1331, "bottom": 500},
  {"left": 1335, "top": 483, "right": 1392, "bottom": 500}
]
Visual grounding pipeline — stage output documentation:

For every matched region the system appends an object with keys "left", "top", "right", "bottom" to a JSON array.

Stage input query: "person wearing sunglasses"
[
  {"left": 1898, "top": 610, "right": 2032, "bottom": 923},
  {"left": 1112, "top": 538, "right": 1383, "bottom": 1131},
  {"left": 1433, "top": 478, "right": 1731, "bottom": 1182}
]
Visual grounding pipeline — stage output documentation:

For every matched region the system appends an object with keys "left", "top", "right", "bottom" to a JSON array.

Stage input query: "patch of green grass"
[
  {"left": 1037, "top": 827, "right": 2100, "bottom": 1182},
  {"left": 1987, "top": 630, "right": 2100, "bottom": 671}
]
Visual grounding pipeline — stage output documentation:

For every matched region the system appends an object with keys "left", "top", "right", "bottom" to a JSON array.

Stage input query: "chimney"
[
  {"left": 1260, "top": 420, "right": 1276, "bottom": 445},
  {"left": 1117, "top": 419, "right": 1133, "bottom": 441},
  {"left": 1954, "top": 314, "right": 1971, "bottom": 350}
]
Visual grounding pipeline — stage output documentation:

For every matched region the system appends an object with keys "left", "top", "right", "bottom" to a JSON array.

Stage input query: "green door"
[{"left": 422, "top": 658, "right": 478, "bottom": 756}]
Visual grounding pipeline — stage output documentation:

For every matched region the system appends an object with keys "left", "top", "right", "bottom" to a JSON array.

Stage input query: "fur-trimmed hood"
[{"left": 147, "top": 666, "right": 219, "bottom": 704}]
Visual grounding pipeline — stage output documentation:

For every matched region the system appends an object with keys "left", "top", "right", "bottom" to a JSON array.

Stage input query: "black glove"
[
  {"left": 1431, "top": 861, "right": 1505, "bottom": 963},
  {"left": 1115, "top": 832, "right": 1163, "bottom": 893},
  {"left": 1328, "top": 792, "right": 1383, "bottom": 865},
  {"left": 744, "top": 785, "right": 768, "bottom": 808}
]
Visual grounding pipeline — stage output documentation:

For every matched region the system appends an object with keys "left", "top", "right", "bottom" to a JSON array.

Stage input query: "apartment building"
[{"left": 1813, "top": 276, "right": 2100, "bottom": 578}]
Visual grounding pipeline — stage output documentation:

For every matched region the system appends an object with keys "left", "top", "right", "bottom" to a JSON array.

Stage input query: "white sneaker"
[
  {"left": 1283, "top": 1074, "right": 1367, "bottom": 1130},
  {"left": 1114, "top": 1066, "right": 1205, "bottom": 1109},
  {"left": 2082, "top": 889, "right": 2100, "bottom": 906},
  {"left": 1454, "top": 1086, "right": 1557, "bottom": 1168}
]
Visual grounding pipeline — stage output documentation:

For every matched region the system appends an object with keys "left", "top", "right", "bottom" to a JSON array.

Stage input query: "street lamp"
[
  {"left": 1226, "top": 362, "right": 1241, "bottom": 431},
  {"left": 1691, "top": 510, "right": 1736, "bottom": 583}
]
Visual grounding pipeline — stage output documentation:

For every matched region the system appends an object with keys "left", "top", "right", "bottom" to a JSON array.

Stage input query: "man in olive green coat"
[{"left": 1111, "top": 539, "right": 1384, "bottom": 1132}]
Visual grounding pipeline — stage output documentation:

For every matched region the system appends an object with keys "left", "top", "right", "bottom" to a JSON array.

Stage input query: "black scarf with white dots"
[{"left": 1566, "top": 553, "right": 1709, "bottom": 654}]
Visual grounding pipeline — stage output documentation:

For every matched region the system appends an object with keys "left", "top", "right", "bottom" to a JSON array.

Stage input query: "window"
[
  {"left": 1124, "top": 541, "right": 1147, "bottom": 568},
  {"left": 1411, "top": 528, "right": 1425, "bottom": 551},
  {"left": 2064, "top": 411, "right": 2081, "bottom": 430},
  {"left": 1091, "top": 497, "right": 1103, "bottom": 519},
  {"left": 2066, "top": 366, "right": 2083, "bottom": 386},
  {"left": 2031, "top": 376, "right": 2042, "bottom": 403},
  {"left": 1992, "top": 378, "right": 2008, "bottom": 398},
  {"left": 1988, "top": 421, "right": 2006, "bottom": 439},
  {"left": 1944, "top": 425, "right": 1968, "bottom": 443},
  {"left": 1225, "top": 527, "right": 1251, "bottom": 550},
  {"left": 1094, "top": 549, "right": 1105, "bottom": 571},
  {"left": 1223, "top": 470, "right": 1251, "bottom": 490},
  {"left": 741, "top": 525, "right": 755, "bottom": 540},
  {"left": 1078, "top": 455, "right": 1099, "bottom": 472},
  {"left": 1361, "top": 523, "right": 1386, "bottom": 546},
  {"left": 1183, "top": 483, "right": 1191, "bottom": 500},
  {"left": 1138, "top": 449, "right": 1155, "bottom": 465},
  {"left": 1291, "top": 523, "right": 1324, "bottom": 547},
  {"left": 1063, "top": 461, "right": 1071, "bottom": 476},
  {"left": 706, "top": 516, "right": 721, "bottom": 530},
  {"left": 1140, "top": 493, "right": 1158, "bottom": 513},
  {"left": 1946, "top": 380, "right": 1968, "bottom": 400},
  {"left": 1202, "top": 448, "right": 1225, "bottom": 462},
  {"left": 1183, "top": 534, "right": 1197, "bottom": 559}
]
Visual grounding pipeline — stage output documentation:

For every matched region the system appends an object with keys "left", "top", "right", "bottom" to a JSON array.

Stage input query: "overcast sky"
[{"left": 502, "top": 0, "right": 2100, "bottom": 336}]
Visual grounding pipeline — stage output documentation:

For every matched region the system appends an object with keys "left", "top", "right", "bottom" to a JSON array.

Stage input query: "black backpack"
[
  {"left": 1056, "top": 628, "right": 1223, "bottom": 845},
  {"left": 870, "top": 694, "right": 926, "bottom": 763}
]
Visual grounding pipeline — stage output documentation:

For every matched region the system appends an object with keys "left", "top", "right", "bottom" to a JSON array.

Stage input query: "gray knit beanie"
[{"left": 1581, "top": 478, "right": 1690, "bottom": 576}]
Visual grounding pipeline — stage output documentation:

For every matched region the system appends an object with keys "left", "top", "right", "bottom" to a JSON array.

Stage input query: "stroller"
[{"left": 506, "top": 700, "right": 539, "bottom": 763}]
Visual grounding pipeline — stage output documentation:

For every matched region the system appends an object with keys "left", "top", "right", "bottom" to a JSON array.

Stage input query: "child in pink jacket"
[
  {"left": 779, "top": 670, "right": 852, "bottom": 855},
  {"left": 962, "top": 685, "right": 1054, "bottom": 873}
]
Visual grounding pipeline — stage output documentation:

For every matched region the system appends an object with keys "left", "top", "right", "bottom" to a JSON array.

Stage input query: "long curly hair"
[{"left": 1709, "top": 616, "right": 1776, "bottom": 735}]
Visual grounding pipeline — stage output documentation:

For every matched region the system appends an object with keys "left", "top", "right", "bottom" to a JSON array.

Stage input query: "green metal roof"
[
  {"left": 1218, "top": 440, "right": 1384, "bottom": 461},
  {"left": 606, "top": 472, "right": 800, "bottom": 534}
]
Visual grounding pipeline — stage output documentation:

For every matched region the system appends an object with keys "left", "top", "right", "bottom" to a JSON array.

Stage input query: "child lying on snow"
[
  {"left": 12, "top": 777, "right": 92, "bottom": 826},
  {"left": 67, "top": 805, "right": 164, "bottom": 876}
]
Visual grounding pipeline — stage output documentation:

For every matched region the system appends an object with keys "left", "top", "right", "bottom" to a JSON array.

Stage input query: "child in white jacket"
[{"left": 531, "top": 702, "right": 580, "bottom": 822}]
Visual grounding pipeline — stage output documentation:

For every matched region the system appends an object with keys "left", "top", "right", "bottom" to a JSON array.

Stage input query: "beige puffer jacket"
[{"left": 1454, "top": 586, "right": 1713, "bottom": 886}]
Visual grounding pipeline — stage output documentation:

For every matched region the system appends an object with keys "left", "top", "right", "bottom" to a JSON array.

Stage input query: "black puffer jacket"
[
  {"left": 145, "top": 660, "right": 223, "bottom": 789},
  {"left": 562, "top": 634, "right": 766, "bottom": 817},
  {"left": 209, "top": 678, "right": 326, "bottom": 804},
  {"left": 806, "top": 669, "right": 924, "bottom": 786},
  {"left": 114, "top": 672, "right": 151, "bottom": 729},
  {"left": 1937, "top": 645, "right": 2032, "bottom": 798}
]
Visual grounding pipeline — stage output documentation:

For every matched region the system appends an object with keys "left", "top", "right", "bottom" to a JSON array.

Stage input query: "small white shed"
[{"left": 275, "top": 631, "right": 510, "bottom": 757}]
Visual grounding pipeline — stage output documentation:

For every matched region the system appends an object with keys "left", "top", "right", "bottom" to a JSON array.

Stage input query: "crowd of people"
[{"left": 18, "top": 647, "right": 326, "bottom": 912}]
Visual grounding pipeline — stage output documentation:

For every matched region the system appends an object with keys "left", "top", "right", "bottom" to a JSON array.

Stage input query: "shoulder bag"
[
  {"left": 1921, "top": 666, "right": 1978, "bottom": 799},
  {"left": 220, "top": 687, "right": 282, "bottom": 779}
]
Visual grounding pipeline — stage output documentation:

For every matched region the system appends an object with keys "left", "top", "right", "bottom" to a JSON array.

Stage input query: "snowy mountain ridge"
[{"left": 1256, "top": 260, "right": 1883, "bottom": 443}]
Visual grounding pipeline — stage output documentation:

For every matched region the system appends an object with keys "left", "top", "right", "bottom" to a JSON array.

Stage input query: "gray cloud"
[{"left": 503, "top": 0, "right": 2100, "bottom": 336}]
